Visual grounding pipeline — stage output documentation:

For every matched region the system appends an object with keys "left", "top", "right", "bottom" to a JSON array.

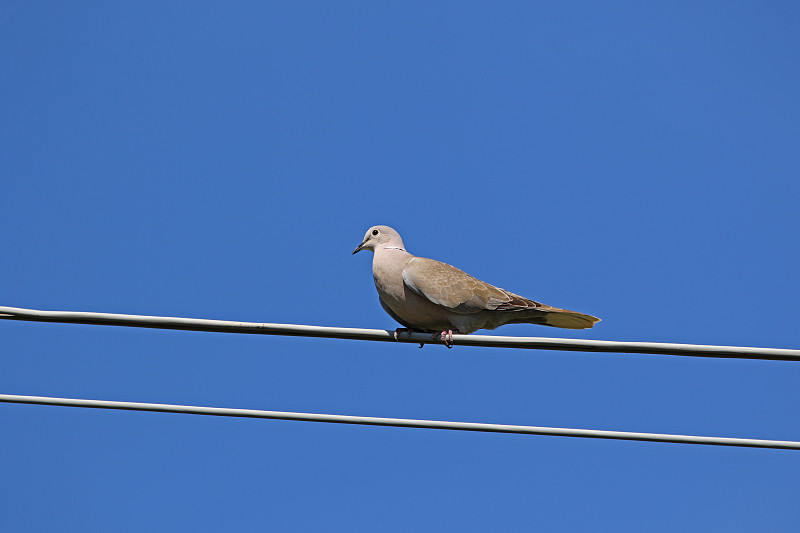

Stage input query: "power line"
[
  {"left": 1, "top": 305, "right": 798, "bottom": 360},
  {"left": 1, "top": 393, "right": 797, "bottom": 450}
]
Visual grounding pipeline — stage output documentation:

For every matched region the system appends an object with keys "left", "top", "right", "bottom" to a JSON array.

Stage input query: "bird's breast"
[
  {"left": 372, "top": 250, "right": 410, "bottom": 302},
  {"left": 371, "top": 250, "right": 460, "bottom": 332}
]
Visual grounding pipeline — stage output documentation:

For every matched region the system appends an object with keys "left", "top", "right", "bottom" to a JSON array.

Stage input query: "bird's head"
[{"left": 352, "top": 225, "right": 405, "bottom": 254}]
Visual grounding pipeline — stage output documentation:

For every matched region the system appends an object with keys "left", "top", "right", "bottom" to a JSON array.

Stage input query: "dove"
[{"left": 353, "top": 225, "right": 600, "bottom": 346}]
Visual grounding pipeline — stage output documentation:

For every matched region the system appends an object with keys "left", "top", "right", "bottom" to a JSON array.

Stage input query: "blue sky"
[{"left": 2, "top": 1, "right": 799, "bottom": 531}]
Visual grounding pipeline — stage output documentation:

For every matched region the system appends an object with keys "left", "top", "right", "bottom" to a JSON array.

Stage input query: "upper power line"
[{"left": 1, "top": 305, "right": 798, "bottom": 361}]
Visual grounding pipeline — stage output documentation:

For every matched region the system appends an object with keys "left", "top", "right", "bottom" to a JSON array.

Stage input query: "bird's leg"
[
  {"left": 393, "top": 327, "right": 426, "bottom": 348},
  {"left": 393, "top": 327, "right": 411, "bottom": 341},
  {"left": 439, "top": 330, "right": 459, "bottom": 348}
]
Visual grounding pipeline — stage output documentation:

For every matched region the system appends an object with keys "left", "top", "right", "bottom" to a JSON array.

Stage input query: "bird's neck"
[{"left": 372, "top": 245, "right": 412, "bottom": 272}]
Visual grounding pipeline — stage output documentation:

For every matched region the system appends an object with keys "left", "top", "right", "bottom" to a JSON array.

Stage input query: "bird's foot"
[
  {"left": 439, "top": 330, "right": 459, "bottom": 348},
  {"left": 393, "top": 328, "right": 426, "bottom": 348},
  {"left": 393, "top": 328, "right": 411, "bottom": 341}
]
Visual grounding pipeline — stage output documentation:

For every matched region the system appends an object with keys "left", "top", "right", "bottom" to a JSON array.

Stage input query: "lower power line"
[{"left": 1, "top": 394, "right": 797, "bottom": 450}]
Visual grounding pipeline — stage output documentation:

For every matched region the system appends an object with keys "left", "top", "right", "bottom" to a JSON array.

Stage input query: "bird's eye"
[{"left": 372, "top": 229, "right": 379, "bottom": 236}]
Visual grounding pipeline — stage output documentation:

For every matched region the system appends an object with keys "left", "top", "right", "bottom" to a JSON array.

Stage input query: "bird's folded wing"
[{"left": 402, "top": 257, "right": 519, "bottom": 314}]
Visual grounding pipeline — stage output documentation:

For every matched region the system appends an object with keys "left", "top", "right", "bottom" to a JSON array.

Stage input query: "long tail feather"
[{"left": 542, "top": 309, "right": 600, "bottom": 329}]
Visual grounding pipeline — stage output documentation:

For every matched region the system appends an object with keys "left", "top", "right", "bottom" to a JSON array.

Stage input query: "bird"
[{"left": 353, "top": 225, "right": 600, "bottom": 347}]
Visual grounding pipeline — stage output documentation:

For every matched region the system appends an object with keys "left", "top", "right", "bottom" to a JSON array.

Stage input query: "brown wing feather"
[
  {"left": 402, "top": 257, "right": 601, "bottom": 328},
  {"left": 402, "top": 257, "right": 511, "bottom": 314}
]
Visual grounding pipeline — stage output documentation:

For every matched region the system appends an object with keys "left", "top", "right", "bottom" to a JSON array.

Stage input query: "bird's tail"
[
  {"left": 541, "top": 308, "right": 601, "bottom": 329},
  {"left": 495, "top": 290, "right": 600, "bottom": 330}
]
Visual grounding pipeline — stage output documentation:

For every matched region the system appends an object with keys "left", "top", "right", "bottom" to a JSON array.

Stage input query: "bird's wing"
[{"left": 401, "top": 257, "right": 538, "bottom": 314}]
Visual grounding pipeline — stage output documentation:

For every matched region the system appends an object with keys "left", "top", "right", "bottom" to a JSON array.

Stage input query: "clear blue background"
[{"left": 2, "top": 2, "right": 799, "bottom": 531}]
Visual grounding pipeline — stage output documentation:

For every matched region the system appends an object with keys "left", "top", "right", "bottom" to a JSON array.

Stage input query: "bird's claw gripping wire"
[
  {"left": 439, "top": 330, "right": 456, "bottom": 348},
  {"left": 394, "top": 328, "right": 456, "bottom": 348},
  {"left": 393, "top": 328, "right": 426, "bottom": 348}
]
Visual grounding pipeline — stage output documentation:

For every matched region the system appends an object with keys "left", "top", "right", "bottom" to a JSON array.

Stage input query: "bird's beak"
[{"left": 352, "top": 239, "right": 367, "bottom": 255}]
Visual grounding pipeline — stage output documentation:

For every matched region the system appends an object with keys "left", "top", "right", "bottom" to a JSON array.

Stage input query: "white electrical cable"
[
  {"left": 1, "top": 305, "right": 798, "bottom": 360},
  {"left": 1, "top": 394, "right": 797, "bottom": 450}
]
